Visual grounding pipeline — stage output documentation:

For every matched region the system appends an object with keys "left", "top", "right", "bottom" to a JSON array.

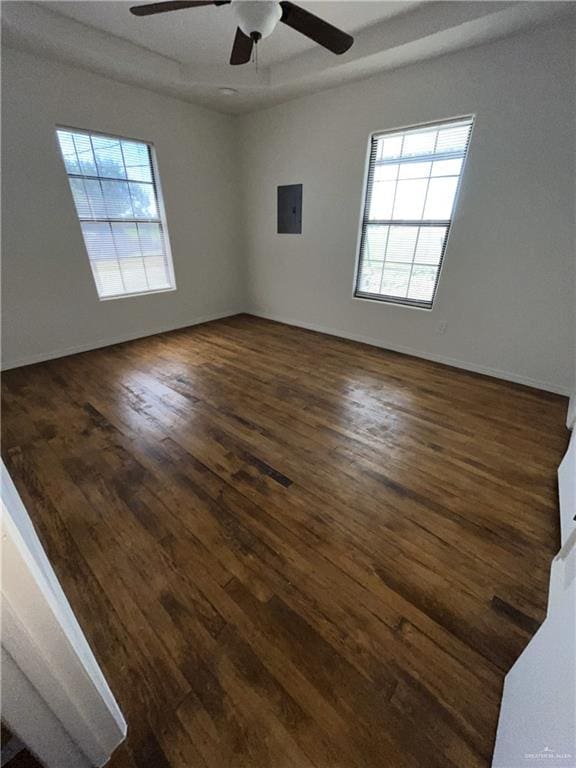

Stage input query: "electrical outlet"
[{"left": 436, "top": 321, "right": 448, "bottom": 335}]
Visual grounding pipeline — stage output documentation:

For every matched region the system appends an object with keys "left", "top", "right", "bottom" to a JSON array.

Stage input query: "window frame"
[
  {"left": 353, "top": 115, "right": 474, "bottom": 310},
  {"left": 55, "top": 124, "right": 177, "bottom": 301}
]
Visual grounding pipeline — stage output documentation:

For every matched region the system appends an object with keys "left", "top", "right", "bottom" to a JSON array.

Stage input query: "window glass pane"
[
  {"left": 57, "top": 132, "right": 80, "bottom": 175},
  {"left": 111, "top": 223, "right": 141, "bottom": 259},
  {"left": 380, "top": 264, "right": 411, "bottom": 297},
  {"left": 374, "top": 164, "right": 398, "bottom": 182},
  {"left": 57, "top": 128, "right": 174, "bottom": 299},
  {"left": 122, "top": 141, "right": 153, "bottom": 182},
  {"left": 398, "top": 162, "right": 431, "bottom": 180},
  {"left": 402, "top": 130, "right": 436, "bottom": 158},
  {"left": 120, "top": 257, "right": 148, "bottom": 293},
  {"left": 91, "top": 136, "right": 126, "bottom": 179},
  {"left": 386, "top": 226, "right": 418, "bottom": 263},
  {"left": 138, "top": 223, "right": 164, "bottom": 256},
  {"left": 69, "top": 178, "right": 91, "bottom": 218},
  {"left": 392, "top": 179, "right": 428, "bottom": 220},
  {"left": 369, "top": 181, "right": 395, "bottom": 220},
  {"left": 364, "top": 225, "right": 388, "bottom": 261},
  {"left": 144, "top": 256, "right": 171, "bottom": 290},
  {"left": 83, "top": 179, "right": 107, "bottom": 219},
  {"left": 130, "top": 183, "right": 158, "bottom": 219},
  {"left": 414, "top": 227, "right": 447, "bottom": 265},
  {"left": 101, "top": 180, "right": 134, "bottom": 219},
  {"left": 407, "top": 265, "right": 437, "bottom": 302},
  {"left": 432, "top": 158, "right": 462, "bottom": 177},
  {"left": 377, "top": 135, "right": 402, "bottom": 160},
  {"left": 423, "top": 177, "right": 458, "bottom": 219},
  {"left": 73, "top": 134, "right": 97, "bottom": 175},
  {"left": 81, "top": 222, "right": 115, "bottom": 260},
  {"left": 436, "top": 124, "right": 470, "bottom": 153},
  {"left": 92, "top": 260, "right": 124, "bottom": 297},
  {"left": 358, "top": 261, "right": 384, "bottom": 294}
]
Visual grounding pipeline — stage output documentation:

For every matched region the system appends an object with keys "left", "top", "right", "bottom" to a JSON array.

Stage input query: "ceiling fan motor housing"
[{"left": 232, "top": 0, "right": 282, "bottom": 40}]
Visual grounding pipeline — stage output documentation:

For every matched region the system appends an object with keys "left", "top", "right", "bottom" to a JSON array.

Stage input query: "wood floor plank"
[{"left": 1, "top": 314, "right": 567, "bottom": 768}]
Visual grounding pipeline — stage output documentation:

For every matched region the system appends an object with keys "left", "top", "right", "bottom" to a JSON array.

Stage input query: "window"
[
  {"left": 56, "top": 128, "right": 175, "bottom": 300},
  {"left": 355, "top": 117, "right": 473, "bottom": 309}
]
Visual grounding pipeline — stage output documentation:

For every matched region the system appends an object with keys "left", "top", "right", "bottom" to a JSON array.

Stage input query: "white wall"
[
  {"left": 3, "top": 23, "right": 575, "bottom": 393},
  {"left": 239, "top": 21, "right": 576, "bottom": 395},
  {"left": 1, "top": 46, "right": 244, "bottom": 369},
  {"left": 492, "top": 584, "right": 576, "bottom": 767}
]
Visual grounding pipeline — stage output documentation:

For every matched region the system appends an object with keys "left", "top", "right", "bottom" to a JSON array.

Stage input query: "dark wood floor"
[{"left": 1, "top": 315, "right": 568, "bottom": 768}]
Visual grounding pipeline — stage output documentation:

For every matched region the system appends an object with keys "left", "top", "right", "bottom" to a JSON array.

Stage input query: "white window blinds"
[
  {"left": 355, "top": 117, "right": 474, "bottom": 308},
  {"left": 56, "top": 128, "right": 175, "bottom": 300}
]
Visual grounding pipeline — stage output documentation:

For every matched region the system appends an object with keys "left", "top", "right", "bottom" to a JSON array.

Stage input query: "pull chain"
[{"left": 250, "top": 32, "right": 261, "bottom": 70}]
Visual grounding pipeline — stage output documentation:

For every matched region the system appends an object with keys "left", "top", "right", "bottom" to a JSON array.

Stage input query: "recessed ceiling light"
[{"left": 219, "top": 87, "right": 239, "bottom": 96}]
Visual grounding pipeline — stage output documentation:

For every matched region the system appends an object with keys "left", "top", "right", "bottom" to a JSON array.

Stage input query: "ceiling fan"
[{"left": 129, "top": 0, "right": 354, "bottom": 65}]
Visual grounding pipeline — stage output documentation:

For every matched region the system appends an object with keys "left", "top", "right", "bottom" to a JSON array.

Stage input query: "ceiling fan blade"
[
  {"left": 130, "top": 1, "right": 229, "bottom": 17},
  {"left": 279, "top": 2, "right": 353, "bottom": 55},
  {"left": 230, "top": 27, "right": 253, "bottom": 65}
]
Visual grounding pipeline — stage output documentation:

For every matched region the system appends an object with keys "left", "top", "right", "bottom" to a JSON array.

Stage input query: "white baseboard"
[
  {"left": 4, "top": 307, "right": 571, "bottom": 399},
  {"left": 249, "top": 310, "right": 571, "bottom": 397},
  {"left": 1, "top": 309, "right": 243, "bottom": 371}
]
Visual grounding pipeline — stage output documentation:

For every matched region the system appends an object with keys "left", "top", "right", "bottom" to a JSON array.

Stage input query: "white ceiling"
[
  {"left": 44, "top": 1, "right": 418, "bottom": 66},
  {"left": 3, "top": 1, "right": 574, "bottom": 113}
]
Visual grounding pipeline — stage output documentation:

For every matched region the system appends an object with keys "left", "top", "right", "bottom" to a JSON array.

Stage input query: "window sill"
[
  {"left": 352, "top": 293, "right": 433, "bottom": 311},
  {"left": 98, "top": 286, "right": 177, "bottom": 302}
]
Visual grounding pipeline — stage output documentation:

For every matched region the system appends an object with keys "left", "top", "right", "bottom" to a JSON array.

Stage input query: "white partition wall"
[
  {"left": 558, "top": 433, "right": 576, "bottom": 546},
  {"left": 1, "top": 462, "right": 126, "bottom": 767},
  {"left": 492, "top": 413, "right": 576, "bottom": 767},
  {"left": 492, "top": 589, "right": 576, "bottom": 767}
]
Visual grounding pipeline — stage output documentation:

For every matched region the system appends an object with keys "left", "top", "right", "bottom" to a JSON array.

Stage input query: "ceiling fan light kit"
[
  {"left": 130, "top": 0, "right": 354, "bottom": 67},
  {"left": 233, "top": 0, "right": 282, "bottom": 41}
]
